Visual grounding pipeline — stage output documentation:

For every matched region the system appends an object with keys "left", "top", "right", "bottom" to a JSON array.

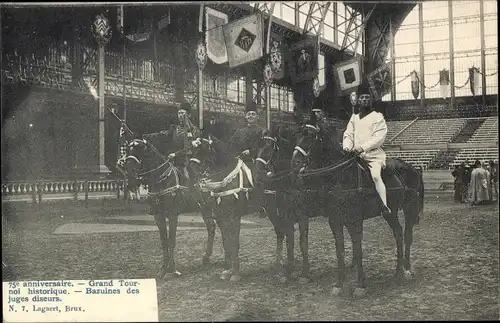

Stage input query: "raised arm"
[{"left": 342, "top": 114, "right": 355, "bottom": 151}]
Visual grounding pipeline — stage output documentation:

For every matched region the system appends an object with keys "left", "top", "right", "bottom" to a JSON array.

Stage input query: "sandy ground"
[{"left": 2, "top": 197, "right": 499, "bottom": 321}]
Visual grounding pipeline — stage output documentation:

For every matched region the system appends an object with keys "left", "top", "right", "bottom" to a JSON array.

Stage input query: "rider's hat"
[
  {"left": 245, "top": 101, "right": 258, "bottom": 113},
  {"left": 179, "top": 102, "right": 192, "bottom": 113},
  {"left": 357, "top": 78, "right": 372, "bottom": 96}
]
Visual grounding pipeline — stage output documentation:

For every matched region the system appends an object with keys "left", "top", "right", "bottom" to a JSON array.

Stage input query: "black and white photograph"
[{"left": 2, "top": 1, "right": 498, "bottom": 321}]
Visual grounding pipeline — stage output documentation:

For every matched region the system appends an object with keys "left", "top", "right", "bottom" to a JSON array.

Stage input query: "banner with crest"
[
  {"left": 469, "top": 66, "right": 480, "bottom": 96},
  {"left": 367, "top": 62, "right": 392, "bottom": 101},
  {"left": 287, "top": 36, "right": 319, "bottom": 83},
  {"left": 332, "top": 56, "right": 363, "bottom": 95},
  {"left": 269, "top": 32, "right": 286, "bottom": 80},
  {"left": 205, "top": 7, "right": 228, "bottom": 65},
  {"left": 222, "top": 13, "right": 263, "bottom": 68},
  {"left": 439, "top": 69, "right": 450, "bottom": 99}
]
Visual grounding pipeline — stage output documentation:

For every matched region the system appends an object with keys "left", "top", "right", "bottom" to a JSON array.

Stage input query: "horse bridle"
[
  {"left": 189, "top": 136, "right": 215, "bottom": 177},
  {"left": 293, "top": 124, "right": 321, "bottom": 166},
  {"left": 256, "top": 136, "right": 279, "bottom": 174}
]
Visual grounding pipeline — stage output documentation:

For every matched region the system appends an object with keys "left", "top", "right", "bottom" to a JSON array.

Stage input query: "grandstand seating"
[
  {"left": 386, "top": 120, "right": 413, "bottom": 142},
  {"left": 390, "top": 118, "right": 467, "bottom": 145},
  {"left": 385, "top": 149, "right": 441, "bottom": 169},
  {"left": 450, "top": 147, "right": 499, "bottom": 167},
  {"left": 467, "top": 117, "right": 498, "bottom": 144}
]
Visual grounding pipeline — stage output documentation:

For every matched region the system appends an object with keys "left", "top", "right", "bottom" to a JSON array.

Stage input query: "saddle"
[{"left": 354, "top": 158, "right": 406, "bottom": 193}]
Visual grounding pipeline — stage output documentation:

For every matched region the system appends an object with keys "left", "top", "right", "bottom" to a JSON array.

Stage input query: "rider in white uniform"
[{"left": 342, "top": 80, "right": 391, "bottom": 215}]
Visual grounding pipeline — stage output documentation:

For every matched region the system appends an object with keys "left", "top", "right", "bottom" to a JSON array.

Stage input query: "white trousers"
[{"left": 368, "top": 161, "right": 389, "bottom": 208}]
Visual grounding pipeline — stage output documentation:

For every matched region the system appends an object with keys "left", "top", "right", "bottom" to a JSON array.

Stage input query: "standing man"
[
  {"left": 343, "top": 80, "right": 391, "bottom": 215},
  {"left": 452, "top": 164, "right": 463, "bottom": 203},
  {"left": 470, "top": 160, "right": 490, "bottom": 205},
  {"left": 462, "top": 160, "right": 472, "bottom": 203}
]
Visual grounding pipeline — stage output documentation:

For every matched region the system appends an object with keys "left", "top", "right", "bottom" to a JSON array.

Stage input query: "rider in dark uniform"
[
  {"left": 229, "top": 101, "right": 265, "bottom": 161},
  {"left": 143, "top": 102, "right": 200, "bottom": 180},
  {"left": 229, "top": 101, "right": 266, "bottom": 216}
]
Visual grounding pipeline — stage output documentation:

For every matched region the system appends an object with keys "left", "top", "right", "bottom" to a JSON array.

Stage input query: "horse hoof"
[
  {"left": 156, "top": 268, "right": 168, "bottom": 280},
  {"left": 353, "top": 287, "right": 367, "bottom": 298},
  {"left": 229, "top": 274, "right": 241, "bottom": 282},
  {"left": 278, "top": 275, "right": 289, "bottom": 284},
  {"left": 202, "top": 256, "right": 210, "bottom": 265},
  {"left": 298, "top": 276, "right": 309, "bottom": 284},
  {"left": 331, "top": 287, "right": 342, "bottom": 296},
  {"left": 220, "top": 270, "right": 232, "bottom": 281},
  {"left": 404, "top": 269, "right": 415, "bottom": 279}
]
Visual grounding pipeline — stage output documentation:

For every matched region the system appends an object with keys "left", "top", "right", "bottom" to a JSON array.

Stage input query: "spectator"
[
  {"left": 462, "top": 160, "right": 472, "bottom": 203},
  {"left": 485, "top": 161, "right": 493, "bottom": 203},
  {"left": 490, "top": 160, "right": 498, "bottom": 202},
  {"left": 470, "top": 160, "right": 490, "bottom": 205},
  {"left": 452, "top": 165, "right": 463, "bottom": 203}
]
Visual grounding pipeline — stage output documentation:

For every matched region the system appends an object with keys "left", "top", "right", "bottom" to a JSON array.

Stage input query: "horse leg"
[
  {"left": 402, "top": 209, "right": 417, "bottom": 279},
  {"left": 268, "top": 198, "right": 284, "bottom": 268},
  {"left": 382, "top": 209, "right": 405, "bottom": 279},
  {"left": 215, "top": 208, "right": 232, "bottom": 280},
  {"left": 228, "top": 205, "right": 242, "bottom": 282},
  {"left": 282, "top": 218, "right": 295, "bottom": 282},
  {"left": 298, "top": 217, "right": 310, "bottom": 282},
  {"left": 346, "top": 220, "right": 366, "bottom": 297},
  {"left": 165, "top": 213, "right": 180, "bottom": 278},
  {"left": 328, "top": 217, "right": 345, "bottom": 296},
  {"left": 153, "top": 212, "right": 169, "bottom": 280},
  {"left": 201, "top": 205, "right": 216, "bottom": 265}
]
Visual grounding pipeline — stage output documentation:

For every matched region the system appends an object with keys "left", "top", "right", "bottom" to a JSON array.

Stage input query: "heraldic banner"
[
  {"left": 367, "top": 62, "right": 392, "bottom": 101},
  {"left": 206, "top": 7, "right": 228, "bottom": 65},
  {"left": 332, "top": 56, "right": 363, "bottom": 95},
  {"left": 287, "top": 36, "right": 319, "bottom": 83},
  {"left": 222, "top": 13, "right": 263, "bottom": 68}
]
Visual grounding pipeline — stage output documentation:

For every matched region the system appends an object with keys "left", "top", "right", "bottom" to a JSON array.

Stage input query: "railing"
[
  {"left": 389, "top": 117, "right": 419, "bottom": 142},
  {"left": 2, "top": 180, "right": 126, "bottom": 207}
]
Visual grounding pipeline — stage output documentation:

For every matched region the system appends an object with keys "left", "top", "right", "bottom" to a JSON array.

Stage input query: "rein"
[{"left": 298, "top": 155, "right": 358, "bottom": 178}]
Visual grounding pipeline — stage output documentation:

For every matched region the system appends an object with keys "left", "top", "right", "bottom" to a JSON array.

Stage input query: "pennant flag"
[
  {"left": 270, "top": 32, "right": 285, "bottom": 80},
  {"left": 287, "top": 36, "right": 319, "bottom": 83},
  {"left": 410, "top": 70, "right": 420, "bottom": 99},
  {"left": 222, "top": 13, "right": 263, "bottom": 68},
  {"left": 439, "top": 69, "right": 450, "bottom": 99},
  {"left": 157, "top": 13, "right": 170, "bottom": 32},
  {"left": 332, "top": 56, "right": 362, "bottom": 95},
  {"left": 206, "top": 7, "right": 228, "bottom": 65},
  {"left": 469, "top": 66, "right": 480, "bottom": 96},
  {"left": 367, "top": 62, "right": 392, "bottom": 101}
]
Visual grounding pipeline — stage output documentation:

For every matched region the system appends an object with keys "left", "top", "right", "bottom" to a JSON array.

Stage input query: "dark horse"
[
  {"left": 254, "top": 123, "right": 312, "bottom": 282},
  {"left": 290, "top": 115, "right": 424, "bottom": 297},
  {"left": 189, "top": 130, "right": 256, "bottom": 282},
  {"left": 120, "top": 133, "right": 217, "bottom": 280}
]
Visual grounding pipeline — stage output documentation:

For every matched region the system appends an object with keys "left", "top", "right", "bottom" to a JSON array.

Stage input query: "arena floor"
[{"left": 2, "top": 196, "right": 499, "bottom": 321}]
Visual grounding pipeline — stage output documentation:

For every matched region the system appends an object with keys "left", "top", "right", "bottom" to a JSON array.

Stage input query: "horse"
[
  {"left": 290, "top": 114, "right": 424, "bottom": 297},
  {"left": 189, "top": 130, "right": 256, "bottom": 282},
  {"left": 119, "top": 132, "right": 219, "bottom": 280},
  {"left": 254, "top": 123, "right": 313, "bottom": 282}
]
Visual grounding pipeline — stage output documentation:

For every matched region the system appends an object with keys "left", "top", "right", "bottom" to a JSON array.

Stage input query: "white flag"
[{"left": 222, "top": 14, "right": 263, "bottom": 68}]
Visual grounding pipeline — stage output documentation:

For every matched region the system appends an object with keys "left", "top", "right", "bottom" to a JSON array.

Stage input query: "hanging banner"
[
  {"left": 270, "top": 32, "right": 285, "bottom": 80},
  {"left": 469, "top": 66, "right": 480, "bottom": 96},
  {"left": 287, "top": 36, "right": 319, "bottom": 83},
  {"left": 367, "top": 62, "right": 392, "bottom": 101},
  {"left": 332, "top": 56, "right": 363, "bottom": 95},
  {"left": 117, "top": 5, "right": 124, "bottom": 33},
  {"left": 222, "top": 13, "right": 263, "bottom": 68},
  {"left": 411, "top": 70, "right": 420, "bottom": 99},
  {"left": 439, "top": 69, "right": 450, "bottom": 99},
  {"left": 205, "top": 7, "right": 228, "bottom": 65}
]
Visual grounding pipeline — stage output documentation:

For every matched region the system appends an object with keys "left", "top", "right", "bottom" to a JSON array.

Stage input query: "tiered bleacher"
[
  {"left": 451, "top": 147, "right": 499, "bottom": 166},
  {"left": 386, "top": 149, "right": 441, "bottom": 169},
  {"left": 390, "top": 118, "right": 467, "bottom": 145},
  {"left": 467, "top": 117, "right": 498, "bottom": 144},
  {"left": 385, "top": 120, "right": 413, "bottom": 141}
]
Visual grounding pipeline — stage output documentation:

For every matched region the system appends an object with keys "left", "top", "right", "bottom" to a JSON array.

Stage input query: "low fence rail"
[{"left": 1, "top": 180, "right": 129, "bottom": 206}]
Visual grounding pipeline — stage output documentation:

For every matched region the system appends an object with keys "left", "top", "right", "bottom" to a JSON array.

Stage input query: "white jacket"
[{"left": 342, "top": 111, "right": 388, "bottom": 167}]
